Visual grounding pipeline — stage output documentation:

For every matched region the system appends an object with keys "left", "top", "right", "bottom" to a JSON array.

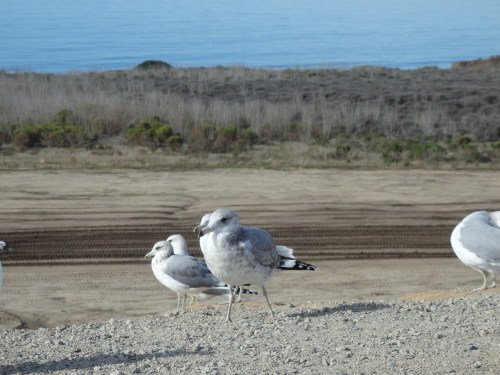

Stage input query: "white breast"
[{"left": 203, "top": 232, "right": 274, "bottom": 286}]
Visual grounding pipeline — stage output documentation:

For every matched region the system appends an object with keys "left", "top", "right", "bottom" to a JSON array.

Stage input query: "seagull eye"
[{"left": 221, "top": 217, "right": 228, "bottom": 223}]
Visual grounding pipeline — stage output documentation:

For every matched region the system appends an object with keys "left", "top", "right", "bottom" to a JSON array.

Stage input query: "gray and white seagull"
[
  {"left": 0, "top": 241, "right": 12, "bottom": 290},
  {"left": 450, "top": 211, "right": 500, "bottom": 291},
  {"left": 165, "top": 233, "right": 252, "bottom": 304},
  {"left": 198, "top": 208, "right": 317, "bottom": 322},
  {"left": 145, "top": 239, "right": 256, "bottom": 312}
]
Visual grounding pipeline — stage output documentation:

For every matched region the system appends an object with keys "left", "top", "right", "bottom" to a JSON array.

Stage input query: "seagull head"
[
  {"left": 198, "top": 208, "right": 240, "bottom": 237},
  {"left": 166, "top": 234, "right": 189, "bottom": 255},
  {"left": 0, "top": 241, "right": 12, "bottom": 252},
  {"left": 193, "top": 213, "right": 211, "bottom": 235},
  {"left": 144, "top": 240, "right": 174, "bottom": 259}
]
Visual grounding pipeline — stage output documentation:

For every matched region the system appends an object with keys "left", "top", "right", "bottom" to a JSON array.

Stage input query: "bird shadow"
[
  {"left": 286, "top": 302, "right": 391, "bottom": 318},
  {"left": 0, "top": 349, "right": 213, "bottom": 375}
]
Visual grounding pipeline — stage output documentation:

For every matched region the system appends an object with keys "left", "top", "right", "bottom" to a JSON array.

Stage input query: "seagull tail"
[
  {"left": 203, "top": 286, "right": 259, "bottom": 296},
  {"left": 279, "top": 259, "right": 318, "bottom": 271},
  {"left": 276, "top": 245, "right": 295, "bottom": 259},
  {"left": 235, "top": 286, "right": 259, "bottom": 295}
]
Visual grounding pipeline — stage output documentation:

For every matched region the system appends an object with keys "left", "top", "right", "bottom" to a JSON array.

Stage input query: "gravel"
[{"left": 0, "top": 293, "right": 498, "bottom": 375}]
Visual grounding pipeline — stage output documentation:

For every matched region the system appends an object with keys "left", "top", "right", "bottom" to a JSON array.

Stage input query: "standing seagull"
[
  {"left": 198, "top": 208, "right": 317, "bottom": 322},
  {"left": 145, "top": 240, "right": 254, "bottom": 312},
  {"left": 194, "top": 213, "right": 246, "bottom": 302},
  {"left": 451, "top": 211, "right": 500, "bottom": 291},
  {"left": 168, "top": 232, "right": 255, "bottom": 303},
  {"left": 0, "top": 241, "right": 12, "bottom": 289}
]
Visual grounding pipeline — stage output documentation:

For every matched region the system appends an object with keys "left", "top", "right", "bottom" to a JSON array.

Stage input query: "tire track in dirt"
[{"left": 1, "top": 203, "right": 456, "bottom": 266}]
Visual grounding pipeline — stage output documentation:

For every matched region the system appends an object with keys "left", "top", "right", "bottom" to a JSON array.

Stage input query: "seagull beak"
[
  {"left": 193, "top": 224, "right": 201, "bottom": 233},
  {"left": 144, "top": 250, "right": 155, "bottom": 259}
]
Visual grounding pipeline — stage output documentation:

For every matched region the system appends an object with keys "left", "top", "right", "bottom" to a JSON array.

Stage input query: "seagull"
[
  {"left": 166, "top": 233, "right": 217, "bottom": 305},
  {"left": 194, "top": 214, "right": 248, "bottom": 302},
  {"left": 167, "top": 232, "right": 254, "bottom": 303},
  {"left": 451, "top": 211, "right": 500, "bottom": 291},
  {"left": 198, "top": 208, "right": 317, "bottom": 322},
  {"left": 0, "top": 241, "right": 12, "bottom": 289},
  {"left": 145, "top": 240, "right": 255, "bottom": 312}
]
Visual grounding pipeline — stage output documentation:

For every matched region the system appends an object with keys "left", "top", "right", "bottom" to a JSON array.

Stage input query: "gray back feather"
[
  {"left": 459, "top": 212, "right": 500, "bottom": 261},
  {"left": 240, "top": 226, "right": 281, "bottom": 268},
  {"left": 164, "top": 255, "right": 225, "bottom": 288}
]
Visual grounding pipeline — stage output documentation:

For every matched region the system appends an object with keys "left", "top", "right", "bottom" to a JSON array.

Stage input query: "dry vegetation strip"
[{"left": 1, "top": 57, "right": 500, "bottom": 167}]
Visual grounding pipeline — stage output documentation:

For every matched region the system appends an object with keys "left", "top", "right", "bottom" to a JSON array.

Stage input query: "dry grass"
[{"left": 1, "top": 56, "right": 500, "bottom": 168}]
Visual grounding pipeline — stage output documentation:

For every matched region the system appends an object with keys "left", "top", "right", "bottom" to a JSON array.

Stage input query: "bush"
[
  {"left": 213, "top": 126, "right": 238, "bottom": 152},
  {"left": 455, "top": 135, "right": 472, "bottom": 146},
  {"left": 335, "top": 144, "right": 351, "bottom": 158},
  {"left": 186, "top": 123, "right": 216, "bottom": 153},
  {"left": 126, "top": 116, "right": 179, "bottom": 148},
  {"left": 13, "top": 123, "right": 88, "bottom": 150},
  {"left": 165, "top": 135, "right": 183, "bottom": 151},
  {"left": 287, "top": 122, "right": 301, "bottom": 141},
  {"left": 240, "top": 129, "right": 258, "bottom": 146},
  {"left": 134, "top": 60, "right": 172, "bottom": 71}
]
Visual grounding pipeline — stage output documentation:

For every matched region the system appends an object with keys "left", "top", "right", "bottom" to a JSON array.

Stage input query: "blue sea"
[{"left": 1, "top": 0, "right": 499, "bottom": 73}]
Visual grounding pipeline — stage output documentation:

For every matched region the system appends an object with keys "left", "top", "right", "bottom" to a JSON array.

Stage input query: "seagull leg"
[
  {"left": 233, "top": 286, "right": 243, "bottom": 302},
  {"left": 261, "top": 285, "right": 275, "bottom": 321},
  {"left": 226, "top": 284, "right": 236, "bottom": 322},
  {"left": 486, "top": 273, "right": 496, "bottom": 289},
  {"left": 176, "top": 293, "right": 181, "bottom": 312},
  {"left": 473, "top": 270, "right": 489, "bottom": 291},
  {"left": 490, "top": 276, "right": 497, "bottom": 288},
  {"left": 181, "top": 294, "right": 187, "bottom": 309}
]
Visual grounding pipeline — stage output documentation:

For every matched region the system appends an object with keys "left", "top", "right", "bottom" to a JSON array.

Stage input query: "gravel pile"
[{"left": 0, "top": 292, "right": 498, "bottom": 375}]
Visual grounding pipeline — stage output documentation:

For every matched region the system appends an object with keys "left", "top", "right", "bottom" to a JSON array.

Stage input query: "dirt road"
[{"left": 1, "top": 168, "right": 499, "bottom": 328}]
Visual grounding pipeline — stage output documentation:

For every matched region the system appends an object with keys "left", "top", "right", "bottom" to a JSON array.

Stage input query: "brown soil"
[{"left": 1, "top": 168, "right": 499, "bottom": 329}]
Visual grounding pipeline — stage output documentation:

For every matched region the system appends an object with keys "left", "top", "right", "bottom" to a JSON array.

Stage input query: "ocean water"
[{"left": 1, "top": 0, "right": 499, "bottom": 73}]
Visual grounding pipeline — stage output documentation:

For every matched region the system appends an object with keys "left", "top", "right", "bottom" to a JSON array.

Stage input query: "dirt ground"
[{"left": 1, "top": 168, "right": 499, "bottom": 329}]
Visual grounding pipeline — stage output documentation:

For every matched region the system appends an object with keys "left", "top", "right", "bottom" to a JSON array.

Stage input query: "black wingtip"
[{"left": 278, "top": 259, "right": 317, "bottom": 271}]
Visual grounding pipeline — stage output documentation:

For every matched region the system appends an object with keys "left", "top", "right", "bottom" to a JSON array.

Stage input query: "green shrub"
[
  {"left": 53, "top": 109, "right": 79, "bottom": 126},
  {"left": 126, "top": 116, "right": 176, "bottom": 147},
  {"left": 455, "top": 135, "right": 472, "bottom": 146},
  {"left": 165, "top": 135, "right": 183, "bottom": 151},
  {"left": 13, "top": 122, "right": 88, "bottom": 150},
  {"left": 213, "top": 126, "right": 238, "bottom": 152},
  {"left": 155, "top": 125, "right": 174, "bottom": 141},
  {"left": 334, "top": 144, "right": 351, "bottom": 159},
  {"left": 382, "top": 139, "right": 404, "bottom": 164},
  {"left": 315, "top": 137, "right": 330, "bottom": 146},
  {"left": 240, "top": 129, "right": 258, "bottom": 145},
  {"left": 217, "top": 126, "right": 237, "bottom": 140},
  {"left": 287, "top": 122, "right": 301, "bottom": 141}
]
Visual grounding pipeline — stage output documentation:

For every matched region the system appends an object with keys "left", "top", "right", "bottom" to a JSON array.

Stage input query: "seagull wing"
[
  {"left": 239, "top": 226, "right": 281, "bottom": 268},
  {"left": 162, "top": 255, "right": 225, "bottom": 288},
  {"left": 458, "top": 218, "right": 500, "bottom": 262}
]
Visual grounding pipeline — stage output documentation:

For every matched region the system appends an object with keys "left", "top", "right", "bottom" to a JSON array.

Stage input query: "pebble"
[{"left": 0, "top": 293, "right": 498, "bottom": 374}]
